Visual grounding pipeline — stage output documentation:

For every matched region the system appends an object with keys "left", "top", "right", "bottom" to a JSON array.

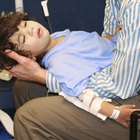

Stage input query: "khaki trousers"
[{"left": 13, "top": 80, "right": 140, "bottom": 140}]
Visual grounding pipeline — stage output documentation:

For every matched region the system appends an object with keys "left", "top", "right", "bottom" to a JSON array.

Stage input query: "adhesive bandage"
[
  {"left": 81, "top": 89, "right": 107, "bottom": 120},
  {"left": 110, "top": 106, "right": 120, "bottom": 120}
]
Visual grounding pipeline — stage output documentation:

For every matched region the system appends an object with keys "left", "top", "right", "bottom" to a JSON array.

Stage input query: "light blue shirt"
[{"left": 42, "top": 29, "right": 115, "bottom": 96}]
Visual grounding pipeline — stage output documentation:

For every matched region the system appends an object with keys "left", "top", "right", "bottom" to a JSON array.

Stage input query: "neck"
[{"left": 45, "top": 36, "right": 65, "bottom": 52}]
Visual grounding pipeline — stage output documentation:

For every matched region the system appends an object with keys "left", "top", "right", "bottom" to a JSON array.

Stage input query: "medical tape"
[
  {"left": 110, "top": 106, "right": 120, "bottom": 120},
  {"left": 82, "top": 89, "right": 97, "bottom": 107},
  {"left": 81, "top": 89, "right": 107, "bottom": 121},
  {"left": 88, "top": 97, "right": 107, "bottom": 121},
  {"left": 89, "top": 97, "right": 103, "bottom": 116}
]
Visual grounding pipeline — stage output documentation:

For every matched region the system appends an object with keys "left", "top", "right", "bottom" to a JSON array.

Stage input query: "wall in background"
[{"left": 24, "top": 0, "right": 105, "bottom": 34}]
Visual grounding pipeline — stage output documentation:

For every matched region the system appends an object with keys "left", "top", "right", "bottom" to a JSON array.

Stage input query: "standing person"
[{"left": 2, "top": 0, "right": 140, "bottom": 139}]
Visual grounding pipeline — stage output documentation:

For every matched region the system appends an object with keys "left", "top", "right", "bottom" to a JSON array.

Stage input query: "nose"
[{"left": 27, "top": 27, "right": 33, "bottom": 36}]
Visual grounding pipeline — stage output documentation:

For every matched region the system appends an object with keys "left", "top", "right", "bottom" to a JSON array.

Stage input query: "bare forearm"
[
  {"left": 102, "top": 35, "right": 114, "bottom": 39},
  {"left": 99, "top": 101, "right": 115, "bottom": 117},
  {"left": 33, "top": 68, "right": 47, "bottom": 84},
  {"left": 5, "top": 50, "right": 47, "bottom": 85},
  {"left": 102, "top": 26, "right": 122, "bottom": 39}
]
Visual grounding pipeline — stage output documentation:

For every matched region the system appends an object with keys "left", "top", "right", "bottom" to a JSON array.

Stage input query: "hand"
[
  {"left": 115, "top": 25, "right": 122, "bottom": 34},
  {"left": 5, "top": 50, "right": 47, "bottom": 84},
  {"left": 116, "top": 104, "right": 138, "bottom": 128}
]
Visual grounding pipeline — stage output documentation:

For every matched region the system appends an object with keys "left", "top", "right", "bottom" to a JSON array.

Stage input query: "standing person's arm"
[
  {"left": 6, "top": 50, "right": 61, "bottom": 94},
  {"left": 102, "top": 26, "right": 122, "bottom": 39},
  {"left": 5, "top": 50, "right": 47, "bottom": 84}
]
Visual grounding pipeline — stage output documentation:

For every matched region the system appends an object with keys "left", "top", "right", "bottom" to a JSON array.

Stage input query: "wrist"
[
  {"left": 110, "top": 106, "right": 120, "bottom": 120},
  {"left": 34, "top": 67, "right": 47, "bottom": 84}
]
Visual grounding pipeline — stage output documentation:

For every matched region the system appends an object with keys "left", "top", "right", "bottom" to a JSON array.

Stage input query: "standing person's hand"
[{"left": 5, "top": 50, "right": 47, "bottom": 84}]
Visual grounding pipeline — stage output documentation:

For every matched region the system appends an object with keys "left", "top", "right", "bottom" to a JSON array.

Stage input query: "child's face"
[{"left": 9, "top": 20, "right": 50, "bottom": 57}]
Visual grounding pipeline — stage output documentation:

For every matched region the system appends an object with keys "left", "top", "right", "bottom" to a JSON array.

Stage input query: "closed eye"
[
  {"left": 18, "top": 34, "right": 25, "bottom": 45},
  {"left": 24, "top": 21, "right": 27, "bottom": 27},
  {"left": 18, "top": 21, "right": 27, "bottom": 45}
]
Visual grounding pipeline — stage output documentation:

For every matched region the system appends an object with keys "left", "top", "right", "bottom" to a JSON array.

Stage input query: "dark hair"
[{"left": 0, "top": 11, "right": 35, "bottom": 70}]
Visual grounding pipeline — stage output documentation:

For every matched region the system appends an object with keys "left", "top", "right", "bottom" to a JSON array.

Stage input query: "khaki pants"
[{"left": 13, "top": 80, "right": 140, "bottom": 140}]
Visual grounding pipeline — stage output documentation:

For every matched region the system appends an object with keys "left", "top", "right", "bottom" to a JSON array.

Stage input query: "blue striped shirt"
[{"left": 46, "top": 0, "right": 140, "bottom": 99}]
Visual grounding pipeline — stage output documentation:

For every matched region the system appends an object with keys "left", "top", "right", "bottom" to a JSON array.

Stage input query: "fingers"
[
  {"left": 8, "top": 66, "right": 18, "bottom": 75},
  {"left": 115, "top": 25, "right": 122, "bottom": 31},
  {"left": 122, "top": 121, "right": 129, "bottom": 128},
  {"left": 5, "top": 49, "right": 28, "bottom": 64},
  {"left": 124, "top": 104, "right": 136, "bottom": 109}
]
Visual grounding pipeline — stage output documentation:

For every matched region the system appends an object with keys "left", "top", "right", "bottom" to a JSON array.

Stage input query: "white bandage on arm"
[
  {"left": 110, "top": 106, "right": 120, "bottom": 120},
  {"left": 81, "top": 89, "right": 107, "bottom": 121},
  {"left": 89, "top": 97, "right": 107, "bottom": 120}
]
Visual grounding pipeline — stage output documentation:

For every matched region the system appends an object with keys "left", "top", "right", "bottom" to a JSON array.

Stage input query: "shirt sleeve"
[
  {"left": 46, "top": 71, "right": 61, "bottom": 93},
  {"left": 102, "top": 0, "right": 120, "bottom": 36},
  {"left": 92, "top": 1, "right": 140, "bottom": 99}
]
